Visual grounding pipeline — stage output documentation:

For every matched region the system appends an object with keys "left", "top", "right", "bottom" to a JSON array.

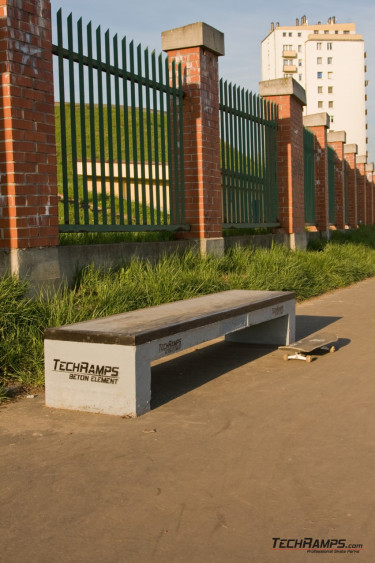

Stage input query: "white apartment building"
[{"left": 261, "top": 16, "right": 368, "bottom": 156}]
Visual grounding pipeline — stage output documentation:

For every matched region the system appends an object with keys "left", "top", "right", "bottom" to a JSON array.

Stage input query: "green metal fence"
[
  {"left": 328, "top": 145, "right": 335, "bottom": 225},
  {"left": 53, "top": 10, "right": 186, "bottom": 232},
  {"left": 304, "top": 127, "right": 316, "bottom": 225},
  {"left": 344, "top": 161, "right": 349, "bottom": 225},
  {"left": 219, "top": 81, "right": 279, "bottom": 228}
]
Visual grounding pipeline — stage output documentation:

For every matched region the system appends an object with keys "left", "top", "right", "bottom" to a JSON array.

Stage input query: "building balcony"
[
  {"left": 283, "top": 65, "right": 297, "bottom": 73},
  {"left": 282, "top": 50, "right": 297, "bottom": 58}
]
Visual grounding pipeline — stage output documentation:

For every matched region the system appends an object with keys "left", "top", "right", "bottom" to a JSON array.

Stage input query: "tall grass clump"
[{"left": 1, "top": 228, "right": 375, "bottom": 398}]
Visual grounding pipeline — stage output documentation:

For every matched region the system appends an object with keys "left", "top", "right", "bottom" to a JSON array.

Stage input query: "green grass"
[
  {"left": 59, "top": 230, "right": 175, "bottom": 245},
  {"left": 1, "top": 226, "right": 375, "bottom": 399}
]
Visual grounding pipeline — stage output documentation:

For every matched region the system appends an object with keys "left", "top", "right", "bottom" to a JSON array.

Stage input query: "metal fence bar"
[
  {"left": 56, "top": 10, "right": 69, "bottom": 225},
  {"left": 96, "top": 26, "right": 108, "bottom": 225},
  {"left": 77, "top": 18, "right": 89, "bottom": 225},
  {"left": 158, "top": 54, "right": 168, "bottom": 225},
  {"left": 113, "top": 34, "right": 125, "bottom": 225},
  {"left": 87, "top": 22, "right": 99, "bottom": 225},
  {"left": 151, "top": 52, "right": 161, "bottom": 225},
  {"left": 344, "top": 161, "right": 349, "bottom": 225},
  {"left": 328, "top": 145, "right": 335, "bottom": 224},
  {"left": 304, "top": 127, "right": 316, "bottom": 225},
  {"left": 121, "top": 37, "right": 132, "bottom": 225},
  {"left": 144, "top": 48, "right": 154, "bottom": 225}
]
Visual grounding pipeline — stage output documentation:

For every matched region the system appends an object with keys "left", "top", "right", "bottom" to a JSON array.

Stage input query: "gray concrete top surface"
[
  {"left": 303, "top": 112, "right": 330, "bottom": 128},
  {"left": 44, "top": 290, "right": 295, "bottom": 346},
  {"left": 259, "top": 77, "right": 306, "bottom": 106},
  {"left": 356, "top": 155, "right": 367, "bottom": 165},
  {"left": 344, "top": 143, "right": 358, "bottom": 154},
  {"left": 161, "top": 22, "right": 225, "bottom": 56},
  {"left": 327, "top": 130, "right": 346, "bottom": 143}
]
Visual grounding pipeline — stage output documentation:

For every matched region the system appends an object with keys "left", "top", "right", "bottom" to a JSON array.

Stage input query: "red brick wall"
[
  {"left": 261, "top": 94, "right": 305, "bottom": 234},
  {"left": 0, "top": 0, "right": 58, "bottom": 250},
  {"left": 166, "top": 47, "right": 222, "bottom": 239}
]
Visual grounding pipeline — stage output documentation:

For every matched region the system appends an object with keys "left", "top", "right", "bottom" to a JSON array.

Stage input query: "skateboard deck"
[{"left": 279, "top": 332, "right": 338, "bottom": 362}]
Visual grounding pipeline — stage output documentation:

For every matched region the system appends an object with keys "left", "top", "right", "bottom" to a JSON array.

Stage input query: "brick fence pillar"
[
  {"left": 327, "top": 131, "right": 346, "bottom": 230},
  {"left": 356, "top": 155, "right": 367, "bottom": 225},
  {"left": 0, "top": 0, "right": 60, "bottom": 287},
  {"left": 344, "top": 144, "right": 358, "bottom": 228},
  {"left": 0, "top": 0, "right": 58, "bottom": 252},
  {"left": 259, "top": 78, "right": 307, "bottom": 249},
  {"left": 303, "top": 113, "right": 330, "bottom": 237},
  {"left": 365, "top": 164, "right": 374, "bottom": 225},
  {"left": 162, "top": 23, "right": 224, "bottom": 256}
]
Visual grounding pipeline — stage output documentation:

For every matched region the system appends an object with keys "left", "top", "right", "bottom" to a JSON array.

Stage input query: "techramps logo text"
[{"left": 271, "top": 537, "right": 364, "bottom": 555}]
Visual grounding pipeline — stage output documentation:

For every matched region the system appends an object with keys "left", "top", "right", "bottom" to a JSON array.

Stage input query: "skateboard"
[{"left": 279, "top": 332, "right": 338, "bottom": 362}]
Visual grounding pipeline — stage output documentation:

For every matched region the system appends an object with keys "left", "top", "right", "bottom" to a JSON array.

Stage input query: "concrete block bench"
[{"left": 44, "top": 290, "right": 295, "bottom": 417}]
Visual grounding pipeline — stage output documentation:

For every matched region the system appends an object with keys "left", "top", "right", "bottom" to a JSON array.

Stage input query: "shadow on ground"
[
  {"left": 151, "top": 314, "right": 346, "bottom": 410},
  {"left": 296, "top": 314, "right": 341, "bottom": 338}
]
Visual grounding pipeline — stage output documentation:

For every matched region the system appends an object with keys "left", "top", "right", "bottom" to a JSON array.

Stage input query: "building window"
[
  {"left": 324, "top": 30, "right": 329, "bottom": 34},
  {"left": 283, "top": 32, "right": 286, "bottom": 37},
  {"left": 318, "top": 86, "right": 323, "bottom": 93},
  {"left": 328, "top": 72, "right": 333, "bottom": 79},
  {"left": 344, "top": 30, "right": 349, "bottom": 34},
  {"left": 289, "top": 32, "right": 292, "bottom": 36},
  {"left": 327, "top": 57, "right": 333, "bottom": 64},
  {"left": 317, "top": 72, "right": 323, "bottom": 79},
  {"left": 283, "top": 44, "right": 293, "bottom": 51},
  {"left": 318, "top": 101, "right": 323, "bottom": 108},
  {"left": 298, "top": 32, "right": 302, "bottom": 37},
  {"left": 317, "top": 57, "right": 322, "bottom": 64},
  {"left": 298, "top": 45, "right": 302, "bottom": 52},
  {"left": 284, "top": 59, "right": 293, "bottom": 66},
  {"left": 317, "top": 42, "right": 322, "bottom": 50},
  {"left": 327, "top": 42, "right": 332, "bottom": 50},
  {"left": 328, "top": 86, "right": 333, "bottom": 93},
  {"left": 330, "top": 115, "right": 334, "bottom": 123},
  {"left": 299, "top": 74, "right": 302, "bottom": 81},
  {"left": 298, "top": 60, "right": 302, "bottom": 66},
  {"left": 314, "top": 30, "right": 319, "bottom": 34},
  {"left": 329, "top": 101, "right": 334, "bottom": 108}
]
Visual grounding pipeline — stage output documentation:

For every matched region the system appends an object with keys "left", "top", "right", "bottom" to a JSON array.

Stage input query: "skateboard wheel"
[
  {"left": 306, "top": 355, "right": 312, "bottom": 363},
  {"left": 329, "top": 346, "right": 336, "bottom": 353}
]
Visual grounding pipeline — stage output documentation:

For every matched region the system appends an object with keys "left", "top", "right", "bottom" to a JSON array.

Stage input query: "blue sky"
[{"left": 51, "top": 0, "right": 375, "bottom": 164}]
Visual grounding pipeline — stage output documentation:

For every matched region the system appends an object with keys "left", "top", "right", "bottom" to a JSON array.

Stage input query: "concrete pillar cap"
[
  {"left": 303, "top": 113, "right": 330, "bottom": 128},
  {"left": 344, "top": 143, "right": 358, "bottom": 155},
  {"left": 365, "top": 163, "right": 374, "bottom": 173},
  {"left": 356, "top": 155, "right": 367, "bottom": 165},
  {"left": 162, "top": 22, "right": 225, "bottom": 56},
  {"left": 259, "top": 77, "right": 306, "bottom": 106},
  {"left": 327, "top": 131, "right": 346, "bottom": 144}
]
